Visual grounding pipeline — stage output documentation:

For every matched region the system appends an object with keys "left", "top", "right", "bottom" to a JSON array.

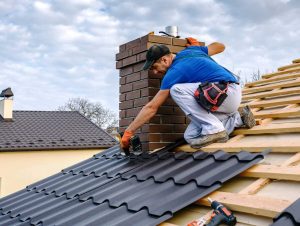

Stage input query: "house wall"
[
  {"left": 0, "top": 149, "right": 103, "bottom": 197},
  {"left": 117, "top": 34, "right": 205, "bottom": 151}
]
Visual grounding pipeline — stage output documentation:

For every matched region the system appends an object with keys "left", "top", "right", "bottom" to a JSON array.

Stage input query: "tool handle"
[{"left": 206, "top": 214, "right": 225, "bottom": 226}]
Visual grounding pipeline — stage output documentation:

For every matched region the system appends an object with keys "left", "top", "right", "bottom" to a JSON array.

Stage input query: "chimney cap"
[{"left": 0, "top": 87, "right": 14, "bottom": 98}]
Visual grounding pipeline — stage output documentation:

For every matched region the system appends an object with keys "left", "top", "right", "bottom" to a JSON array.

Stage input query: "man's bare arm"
[
  {"left": 207, "top": 42, "right": 225, "bottom": 56},
  {"left": 126, "top": 90, "right": 170, "bottom": 133}
]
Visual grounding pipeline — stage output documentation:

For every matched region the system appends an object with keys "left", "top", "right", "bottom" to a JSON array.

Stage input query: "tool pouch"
[{"left": 194, "top": 82, "right": 229, "bottom": 112}]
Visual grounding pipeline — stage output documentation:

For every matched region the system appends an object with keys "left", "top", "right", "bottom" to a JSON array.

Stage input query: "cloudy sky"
[{"left": 0, "top": 0, "right": 299, "bottom": 114}]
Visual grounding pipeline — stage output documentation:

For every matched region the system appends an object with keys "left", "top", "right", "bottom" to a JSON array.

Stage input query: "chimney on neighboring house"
[
  {"left": 116, "top": 31, "right": 205, "bottom": 152},
  {"left": 0, "top": 87, "right": 14, "bottom": 121}
]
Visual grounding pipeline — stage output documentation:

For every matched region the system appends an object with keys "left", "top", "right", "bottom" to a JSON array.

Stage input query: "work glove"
[
  {"left": 186, "top": 37, "right": 200, "bottom": 47},
  {"left": 121, "top": 130, "right": 134, "bottom": 150}
]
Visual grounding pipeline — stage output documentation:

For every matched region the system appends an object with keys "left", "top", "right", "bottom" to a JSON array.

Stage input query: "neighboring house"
[{"left": 0, "top": 88, "right": 117, "bottom": 197}]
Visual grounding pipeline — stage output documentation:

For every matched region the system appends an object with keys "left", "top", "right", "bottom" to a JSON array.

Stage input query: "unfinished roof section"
[
  {"left": 172, "top": 57, "right": 300, "bottom": 225},
  {"left": 0, "top": 144, "right": 265, "bottom": 226},
  {"left": 0, "top": 111, "right": 116, "bottom": 151},
  {"left": 271, "top": 197, "right": 300, "bottom": 226}
]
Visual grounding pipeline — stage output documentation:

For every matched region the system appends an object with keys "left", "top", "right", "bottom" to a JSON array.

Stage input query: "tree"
[{"left": 58, "top": 97, "right": 118, "bottom": 129}]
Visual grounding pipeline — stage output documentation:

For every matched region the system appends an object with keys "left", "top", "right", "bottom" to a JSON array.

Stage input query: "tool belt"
[{"left": 194, "top": 82, "right": 230, "bottom": 112}]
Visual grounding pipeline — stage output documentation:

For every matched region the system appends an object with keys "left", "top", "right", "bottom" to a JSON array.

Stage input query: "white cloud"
[{"left": 0, "top": 0, "right": 299, "bottom": 115}]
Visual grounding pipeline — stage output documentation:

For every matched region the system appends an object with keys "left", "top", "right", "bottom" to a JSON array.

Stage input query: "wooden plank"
[
  {"left": 262, "top": 67, "right": 300, "bottom": 79},
  {"left": 232, "top": 122, "right": 300, "bottom": 135},
  {"left": 243, "top": 86, "right": 300, "bottom": 101},
  {"left": 177, "top": 143, "right": 300, "bottom": 153},
  {"left": 197, "top": 191, "right": 291, "bottom": 218},
  {"left": 240, "top": 165, "right": 300, "bottom": 181},
  {"left": 239, "top": 178, "right": 271, "bottom": 195},
  {"left": 278, "top": 63, "right": 300, "bottom": 71},
  {"left": 241, "top": 95, "right": 300, "bottom": 108},
  {"left": 245, "top": 72, "right": 300, "bottom": 88},
  {"left": 243, "top": 78, "right": 300, "bottom": 94},
  {"left": 254, "top": 107, "right": 300, "bottom": 119},
  {"left": 239, "top": 152, "right": 300, "bottom": 195}
]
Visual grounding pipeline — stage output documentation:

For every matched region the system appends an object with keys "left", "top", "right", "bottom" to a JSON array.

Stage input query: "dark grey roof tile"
[
  {"left": 0, "top": 146, "right": 266, "bottom": 226},
  {"left": 0, "top": 111, "right": 116, "bottom": 151},
  {"left": 271, "top": 198, "right": 300, "bottom": 226}
]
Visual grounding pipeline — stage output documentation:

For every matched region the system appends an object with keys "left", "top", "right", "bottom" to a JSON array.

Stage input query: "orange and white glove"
[
  {"left": 186, "top": 37, "right": 200, "bottom": 47},
  {"left": 121, "top": 130, "right": 134, "bottom": 150}
]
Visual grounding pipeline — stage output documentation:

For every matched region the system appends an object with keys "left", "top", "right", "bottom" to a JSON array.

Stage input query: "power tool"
[
  {"left": 206, "top": 198, "right": 236, "bottom": 226},
  {"left": 118, "top": 132, "right": 142, "bottom": 156}
]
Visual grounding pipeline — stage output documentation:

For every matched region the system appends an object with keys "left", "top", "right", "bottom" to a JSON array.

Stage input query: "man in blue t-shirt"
[{"left": 121, "top": 40, "right": 255, "bottom": 150}]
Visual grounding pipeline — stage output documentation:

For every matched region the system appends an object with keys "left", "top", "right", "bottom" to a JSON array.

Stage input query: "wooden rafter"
[{"left": 197, "top": 191, "right": 291, "bottom": 218}]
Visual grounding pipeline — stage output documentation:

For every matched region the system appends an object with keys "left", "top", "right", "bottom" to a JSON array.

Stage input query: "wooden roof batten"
[{"left": 167, "top": 57, "right": 300, "bottom": 225}]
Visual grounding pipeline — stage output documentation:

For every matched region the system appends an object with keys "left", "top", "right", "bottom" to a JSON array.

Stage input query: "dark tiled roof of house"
[
  {"left": 271, "top": 198, "right": 300, "bottom": 226},
  {"left": 0, "top": 111, "right": 116, "bottom": 151},
  {"left": 0, "top": 145, "right": 266, "bottom": 226}
]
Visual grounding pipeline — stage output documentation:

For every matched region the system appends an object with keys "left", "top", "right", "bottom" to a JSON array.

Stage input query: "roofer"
[{"left": 121, "top": 37, "right": 255, "bottom": 150}]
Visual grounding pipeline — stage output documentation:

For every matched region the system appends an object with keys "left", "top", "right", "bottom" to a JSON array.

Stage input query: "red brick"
[
  {"left": 148, "top": 71, "right": 164, "bottom": 79},
  {"left": 133, "top": 62, "right": 145, "bottom": 72},
  {"left": 186, "top": 117, "right": 191, "bottom": 124},
  {"left": 119, "top": 118, "right": 133, "bottom": 127},
  {"left": 134, "top": 97, "right": 149, "bottom": 107},
  {"left": 126, "top": 107, "right": 142, "bottom": 117},
  {"left": 126, "top": 38, "right": 141, "bottom": 49},
  {"left": 119, "top": 93, "right": 126, "bottom": 102},
  {"left": 160, "top": 133, "right": 183, "bottom": 142},
  {"left": 140, "top": 34, "right": 149, "bottom": 45},
  {"left": 149, "top": 79, "right": 160, "bottom": 87},
  {"left": 122, "top": 55, "right": 137, "bottom": 67},
  {"left": 133, "top": 79, "right": 148, "bottom": 90},
  {"left": 163, "top": 97, "right": 176, "bottom": 106},
  {"left": 119, "top": 110, "right": 126, "bottom": 118},
  {"left": 119, "top": 100, "right": 133, "bottom": 110},
  {"left": 174, "top": 107, "right": 185, "bottom": 116},
  {"left": 116, "top": 60, "right": 123, "bottom": 69},
  {"left": 148, "top": 35, "right": 172, "bottom": 45},
  {"left": 140, "top": 70, "right": 149, "bottom": 79},
  {"left": 161, "top": 116, "right": 186, "bottom": 124},
  {"left": 120, "top": 66, "right": 133, "bottom": 77},
  {"left": 137, "top": 51, "right": 147, "bottom": 61},
  {"left": 141, "top": 87, "right": 159, "bottom": 97},
  {"left": 141, "top": 124, "right": 149, "bottom": 133},
  {"left": 150, "top": 115, "right": 161, "bottom": 124},
  {"left": 148, "top": 133, "right": 161, "bottom": 142},
  {"left": 149, "top": 124, "right": 174, "bottom": 133},
  {"left": 138, "top": 133, "right": 149, "bottom": 142},
  {"left": 119, "top": 43, "right": 126, "bottom": 52},
  {"left": 174, "top": 124, "right": 187, "bottom": 133},
  {"left": 120, "top": 83, "right": 133, "bottom": 93},
  {"left": 126, "top": 72, "right": 140, "bottom": 83},
  {"left": 126, "top": 90, "right": 140, "bottom": 100},
  {"left": 132, "top": 44, "right": 147, "bottom": 55},
  {"left": 157, "top": 106, "right": 174, "bottom": 115},
  {"left": 116, "top": 51, "right": 129, "bottom": 61},
  {"left": 120, "top": 77, "right": 126, "bottom": 85}
]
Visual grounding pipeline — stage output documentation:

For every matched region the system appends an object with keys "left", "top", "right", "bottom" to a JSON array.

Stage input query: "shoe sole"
[
  {"left": 191, "top": 136, "right": 228, "bottom": 149},
  {"left": 243, "top": 105, "right": 256, "bottom": 129}
]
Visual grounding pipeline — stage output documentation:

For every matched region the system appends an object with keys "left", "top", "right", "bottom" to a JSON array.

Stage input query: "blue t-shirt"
[{"left": 160, "top": 46, "right": 237, "bottom": 90}]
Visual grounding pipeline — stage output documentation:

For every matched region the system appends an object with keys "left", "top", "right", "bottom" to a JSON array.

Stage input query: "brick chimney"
[
  {"left": 117, "top": 33, "right": 205, "bottom": 151},
  {"left": 0, "top": 87, "right": 14, "bottom": 121}
]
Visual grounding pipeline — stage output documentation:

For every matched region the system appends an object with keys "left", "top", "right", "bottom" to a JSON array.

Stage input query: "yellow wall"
[{"left": 0, "top": 149, "right": 104, "bottom": 197}]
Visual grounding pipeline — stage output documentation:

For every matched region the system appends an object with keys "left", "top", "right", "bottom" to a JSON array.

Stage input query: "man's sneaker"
[
  {"left": 190, "top": 130, "right": 229, "bottom": 149},
  {"left": 239, "top": 105, "right": 256, "bottom": 128}
]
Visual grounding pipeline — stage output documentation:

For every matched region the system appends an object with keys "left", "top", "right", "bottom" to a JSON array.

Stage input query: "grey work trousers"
[{"left": 170, "top": 82, "right": 243, "bottom": 143}]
